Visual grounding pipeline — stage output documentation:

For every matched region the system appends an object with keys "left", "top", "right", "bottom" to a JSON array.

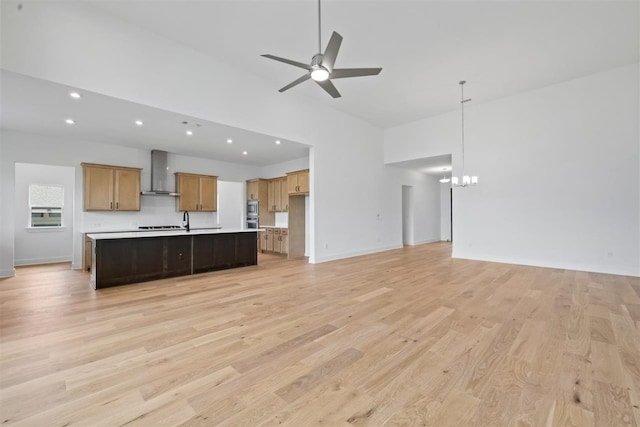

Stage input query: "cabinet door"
[
  {"left": 266, "top": 229, "right": 274, "bottom": 252},
  {"left": 199, "top": 176, "right": 217, "bottom": 211},
  {"left": 274, "top": 179, "right": 281, "bottom": 211},
  {"left": 247, "top": 180, "right": 258, "bottom": 201},
  {"left": 280, "top": 178, "right": 289, "bottom": 211},
  {"left": 114, "top": 168, "right": 141, "bottom": 211},
  {"left": 260, "top": 231, "right": 269, "bottom": 252},
  {"left": 165, "top": 236, "right": 192, "bottom": 276},
  {"left": 296, "top": 171, "right": 309, "bottom": 193},
  {"left": 287, "top": 174, "right": 298, "bottom": 194},
  {"left": 281, "top": 229, "right": 289, "bottom": 255},
  {"left": 236, "top": 232, "right": 258, "bottom": 266},
  {"left": 273, "top": 228, "right": 282, "bottom": 252},
  {"left": 84, "top": 165, "right": 114, "bottom": 211},
  {"left": 268, "top": 180, "right": 276, "bottom": 212},
  {"left": 176, "top": 174, "right": 199, "bottom": 211}
]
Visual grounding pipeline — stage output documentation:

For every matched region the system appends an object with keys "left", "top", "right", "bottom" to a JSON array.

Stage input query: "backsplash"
[
  {"left": 275, "top": 212, "right": 288, "bottom": 228},
  {"left": 81, "top": 196, "right": 218, "bottom": 232}
]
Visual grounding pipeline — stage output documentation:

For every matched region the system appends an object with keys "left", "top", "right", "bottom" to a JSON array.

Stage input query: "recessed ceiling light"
[
  {"left": 227, "top": 139, "right": 233, "bottom": 144},
  {"left": 275, "top": 140, "right": 281, "bottom": 145},
  {"left": 65, "top": 119, "right": 75, "bottom": 125},
  {"left": 69, "top": 92, "right": 81, "bottom": 99},
  {"left": 135, "top": 120, "right": 144, "bottom": 126},
  {"left": 186, "top": 130, "right": 193, "bottom": 136},
  {"left": 242, "top": 151, "right": 248, "bottom": 155}
]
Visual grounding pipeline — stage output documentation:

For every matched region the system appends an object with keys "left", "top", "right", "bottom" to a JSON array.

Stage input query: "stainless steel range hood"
[{"left": 141, "top": 150, "right": 180, "bottom": 196}]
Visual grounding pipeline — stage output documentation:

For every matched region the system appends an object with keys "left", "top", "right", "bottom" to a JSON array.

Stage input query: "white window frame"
[{"left": 29, "top": 184, "right": 64, "bottom": 228}]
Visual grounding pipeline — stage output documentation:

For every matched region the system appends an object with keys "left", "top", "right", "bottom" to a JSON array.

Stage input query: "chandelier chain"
[{"left": 461, "top": 80, "right": 465, "bottom": 176}]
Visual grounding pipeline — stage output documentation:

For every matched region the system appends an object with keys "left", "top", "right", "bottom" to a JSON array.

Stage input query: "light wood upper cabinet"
[
  {"left": 82, "top": 163, "right": 141, "bottom": 211},
  {"left": 268, "top": 177, "right": 288, "bottom": 212},
  {"left": 114, "top": 168, "right": 141, "bottom": 211},
  {"left": 280, "top": 178, "right": 289, "bottom": 211},
  {"left": 247, "top": 180, "right": 259, "bottom": 201},
  {"left": 175, "top": 172, "right": 217, "bottom": 212},
  {"left": 287, "top": 169, "right": 309, "bottom": 195}
]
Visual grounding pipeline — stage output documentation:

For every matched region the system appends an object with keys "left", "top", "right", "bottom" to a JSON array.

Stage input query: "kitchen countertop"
[
  {"left": 83, "top": 226, "right": 222, "bottom": 234},
  {"left": 87, "top": 228, "right": 257, "bottom": 240},
  {"left": 260, "top": 225, "right": 288, "bottom": 229}
]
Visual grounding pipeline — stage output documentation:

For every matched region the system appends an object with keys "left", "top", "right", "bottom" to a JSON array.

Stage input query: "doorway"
[
  {"left": 402, "top": 185, "right": 414, "bottom": 246},
  {"left": 14, "top": 163, "right": 75, "bottom": 266}
]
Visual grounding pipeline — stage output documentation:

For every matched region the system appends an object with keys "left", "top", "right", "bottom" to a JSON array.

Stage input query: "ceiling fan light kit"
[
  {"left": 261, "top": 0, "right": 382, "bottom": 98},
  {"left": 450, "top": 80, "right": 478, "bottom": 187}
]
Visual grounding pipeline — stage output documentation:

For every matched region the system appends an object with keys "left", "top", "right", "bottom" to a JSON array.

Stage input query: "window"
[{"left": 29, "top": 184, "right": 64, "bottom": 227}]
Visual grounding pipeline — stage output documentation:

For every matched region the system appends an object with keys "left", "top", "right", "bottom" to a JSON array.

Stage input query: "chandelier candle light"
[{"left": 451, "top": 80, "right": 478, "bottom": 187}]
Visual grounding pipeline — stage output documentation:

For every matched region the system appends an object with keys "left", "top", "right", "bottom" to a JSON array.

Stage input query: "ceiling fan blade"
[
  {"left": 315, "top": 79, "right": 341, "bottom": 98},
  {"left": 261, "top": 54, "right": 311, "bottom": 71},
  {"left": 330, "top": 68, "right": 382, "bottom": 79},
  {"left": 279, "top": 74, "right": 311, "bottom": 92},
  {"left": 321, "top": 31, "right": 343, "bottom": 72}
]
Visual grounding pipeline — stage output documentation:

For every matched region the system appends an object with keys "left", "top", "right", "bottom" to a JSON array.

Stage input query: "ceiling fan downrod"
[{"left": 317, "top": 0, "right": 322, "bottom": 54}]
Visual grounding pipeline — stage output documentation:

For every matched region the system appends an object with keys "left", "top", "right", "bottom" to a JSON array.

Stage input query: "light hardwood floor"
[{"left": 1, "top": 243, "right": 639, "bottom": 426}]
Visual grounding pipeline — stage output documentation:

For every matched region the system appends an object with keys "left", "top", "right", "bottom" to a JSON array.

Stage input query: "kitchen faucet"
[{"left": 182, "top": 211, "right": 190, "bottom": 232}]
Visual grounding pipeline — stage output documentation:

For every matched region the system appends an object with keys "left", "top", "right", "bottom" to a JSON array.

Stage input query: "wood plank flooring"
[{"left": 1, "top": 242, "right": 639, "bottom": 426}]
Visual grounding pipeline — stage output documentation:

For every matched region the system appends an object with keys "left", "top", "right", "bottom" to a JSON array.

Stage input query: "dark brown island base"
[{"left": 87, "top": 229, "right": 258, "bottom": 289}]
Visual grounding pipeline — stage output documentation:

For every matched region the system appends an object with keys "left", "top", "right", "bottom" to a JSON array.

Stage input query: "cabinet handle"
[
  {"left": 110, "top": 202, "right": 113, "bottom": 209},
  {"left": 116, "top": 202, "right": 119, "bottom": 209}
]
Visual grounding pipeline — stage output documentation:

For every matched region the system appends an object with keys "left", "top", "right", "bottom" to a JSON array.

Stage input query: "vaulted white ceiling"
[
  {"left": 91, "top": 0, "right": 639, "bottom": 127},
  {"left": 1, "top": 1, "right": 638, "bottom": 170}
]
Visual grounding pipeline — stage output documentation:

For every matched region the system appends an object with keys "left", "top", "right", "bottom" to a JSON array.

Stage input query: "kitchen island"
[{"left": 87, "top": 229, "right": 258, "bottom": 289}]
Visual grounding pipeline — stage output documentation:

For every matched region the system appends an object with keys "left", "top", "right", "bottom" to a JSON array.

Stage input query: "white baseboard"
[
  {"left": 312, "top": 244, "right": 403, "bottom": 264},
  {"left": 0, "top": 268, "right": 16, "bottom": 278},
  {"left": 13, "top": 256, "right": 72, "bottom": 267},
  {"left": 452, "top": 251, "right": 640, "bottom": 278},
  {"left": 405, "top": 238, "right": 440, "bottom": 246}
]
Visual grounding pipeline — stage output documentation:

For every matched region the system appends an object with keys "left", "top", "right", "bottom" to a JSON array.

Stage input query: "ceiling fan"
[{"left": 261, "top": 0, "right": 382, "bottom": 98}]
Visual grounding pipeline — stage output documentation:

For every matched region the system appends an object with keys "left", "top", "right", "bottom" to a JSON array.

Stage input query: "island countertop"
[{"left": 87, "top": 228, "right": 258, "bottom": 240}]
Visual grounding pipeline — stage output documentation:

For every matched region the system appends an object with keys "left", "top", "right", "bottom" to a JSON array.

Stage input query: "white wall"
[
  {"left": 14, "top": 163, "right": 75, "bottom": 265},
  {"left": 385, "top": 64, "right": 640, "bottom": 277},
  {"left": 259, "top": 157, "right": 309, "bottom": 180},
  {"left": 440, "top": 185, "right": 452, "bottom": 241},
  {"left": 396, "top": 170, "right": 442, "bottom": 246},
  {"left": 0, "top": 0, "right": 400, "bottom": 269},
  {"left": 217, "top": 181, "right": 243, "bottom": 229}
]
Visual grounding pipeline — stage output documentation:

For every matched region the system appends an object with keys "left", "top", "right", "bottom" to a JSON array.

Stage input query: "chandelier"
[{"left": 451, "top": 80, "right": 478, "bottom": 187}]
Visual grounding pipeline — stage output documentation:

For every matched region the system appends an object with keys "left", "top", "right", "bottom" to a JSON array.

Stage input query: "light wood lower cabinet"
[{"left": 260, "top": 227, "right": 288, "bottom": 255}]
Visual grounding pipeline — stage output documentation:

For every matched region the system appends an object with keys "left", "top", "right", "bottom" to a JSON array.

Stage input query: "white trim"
[
  {"left": 13, "top": 256, "right": 72, "bottom": 267},
  {"left": 311, "top": 244, "right": 403, "bottom": 264},
  {"left": 452, "top": 252, "right": 640, "bottom": 278},
  {"left": 0, "top": 268, "right": 16, "bottom": 278},
  {"left": 26, "top": 226, "right": 67, "bottom": 233},
  {"left": 404, "top": 238, "right": 440, "bottom": 246}
]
